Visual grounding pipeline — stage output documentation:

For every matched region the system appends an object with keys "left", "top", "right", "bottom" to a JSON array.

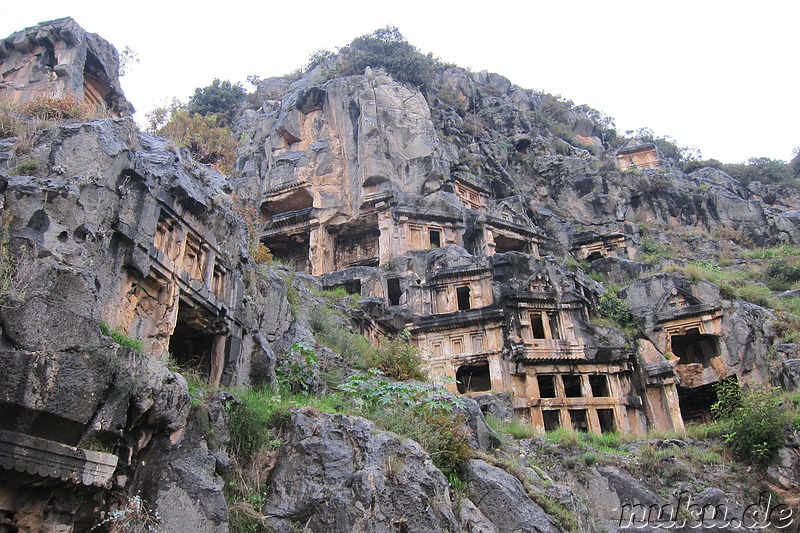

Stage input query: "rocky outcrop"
[
  {"left": 259, "top": 408, "right": 462, "bottom": 533},
  {"left": 465, "top": 459, "right": 559, "bottom": 533},
  {"left": 0, "top": 116, "right": 298, "bottom": 530},
  {"left": 0, "top": 17, "right": 134, "bottom": 116}
]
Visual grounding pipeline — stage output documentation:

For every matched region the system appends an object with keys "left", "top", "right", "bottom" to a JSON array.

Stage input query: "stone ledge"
[{"left": 0, "top": 430, "right": 118, "bottom": 488}]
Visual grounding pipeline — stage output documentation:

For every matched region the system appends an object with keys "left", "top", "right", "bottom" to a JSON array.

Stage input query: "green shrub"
[
  {"left": 275, "top": 342, "right": 318, "bottom": 394},
  {"left": 187, "top": 79, "right": 246, "bottom": 127},
  {"left": 640, "top": 235, "right": 669, "bottom": 258},
  {"left": 12, "top": 161, "right": 38, "bottom": 175},
  {"left": 597, "top": 285, "right": 637, "bottom": 332},
  {"left": 309, "top": 305, "right": 371, "bottom": 367},
  {"left": 762, "top": 256, "right": 800, "bottom": 290},
  {"left": 365, "top": 338, "right": 426, "bottom": 381},
  {"left": 147, "top": 101, "right": 239, "bottom": 174},
  {"left": 544, "top": 427, "right": 582, "bottom": 450},
  {"left": 711, "top": 380, "right": 787, "bottom": 464},
  {"left": 486, "top": 415, "right": 538, "bottom": 440},
  {"left": 335, "top": 26, "right": 439, "bottom": 88},
  {"left": 580, "top": 451, "right": 598, "bottom": 465},
  {"left": 338, "top": 371, "right": 471, "bottom": 478}
]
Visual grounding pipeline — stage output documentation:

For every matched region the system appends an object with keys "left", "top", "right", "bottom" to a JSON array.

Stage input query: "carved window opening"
[
  {"left": 265, "top": 232, "right": 310, "bottom": 273},
  {"left": 671, "top": 328, "right": 719, "bottom": 367},
  {"left": 589, "top": 375, "right": 610, "bottom": 397},
  {"left": 537, "top": 375, "right": 556, "bottom": 398},
  {"left": 547, "top": 312, "right": 561, "bottom": 340},
  {"left": 542, "top": 410, "right": 561, "bottom": 432},
  {"left": 429, "top": 229, "right": 442, "bottom": 248},
  {"left": 531, "top": 313, "right": 546, "bottom": 339},
  {"left": 183, "top": 235, "right": 206, "bottom": 281},
  {"left": 456, "top": 363, "right": 491, "bottom": 393},
  {"left": 456, "top": 286, "right": 471, "bottom": 311},
  {"left": 562, "top": 375, "right": 583, "bottom": 398},
  {"left": 429, "top": 228, "right": 442, "bottom": 248},
  {"left": 586, "top": 251, "right": 603, "bottom": 262},
  {"left": 677, "top": 380, "right": 725, "bottom": 425},
  {"left": 387, "top": 278, "right": 402, "bottom": 305},
  {"left": 212, "top": 265, "right": 227, "bottom": 298},
  {"left": 169, "top": 301, "right": 219, "bottom": 377},
  {"left": 569, "top": 409, "right": 589, "bottom": 432},
  {"left": 597, "top": 409, "right": 616, "bottom": 433},
  {"left": 494, "top": 234, "right": 527, "bottom": 254}
]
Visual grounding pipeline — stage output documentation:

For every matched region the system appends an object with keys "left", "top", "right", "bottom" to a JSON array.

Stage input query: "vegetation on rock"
[
  {"left": 187, "top": 78, "right": 246, "bottom": 127},
  {"left": 147, "top": 100, "right": 239, "bottom": 174}
]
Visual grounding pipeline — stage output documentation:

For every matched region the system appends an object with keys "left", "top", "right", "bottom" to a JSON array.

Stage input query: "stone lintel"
[{"left": 411, "top": 308, "right": 504, "bottom": 333}]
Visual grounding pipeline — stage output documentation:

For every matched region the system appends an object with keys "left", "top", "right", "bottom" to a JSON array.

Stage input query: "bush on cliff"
[
  {"left": 334, "top": 26, "right": 438, "bottom": 89},
  {"left": 147, "top": 101, "right": 239, "bottom": 174},
  {"left": 187, "top": 78, "right": 246, "bottom": 127},
  {"left": 711, "top": 380, "right": 787, "bottom": 464}
]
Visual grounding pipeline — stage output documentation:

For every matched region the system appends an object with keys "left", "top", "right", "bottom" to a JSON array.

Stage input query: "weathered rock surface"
[
  {"left": 260, "top": 408, "right": 462, "bottom": 533},
  {"left": 465, "top": 459, "right": 559, "bottom": 533}
]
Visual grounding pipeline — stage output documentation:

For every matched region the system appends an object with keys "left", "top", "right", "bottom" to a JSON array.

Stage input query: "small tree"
[
  {"left": 188, "top": 79, "right": 246, "bottom": 127},
  {"left": 711, "top": 380, "right": 787, "bottom": 464},
  {"left": 336, "top": 26, "right": 439, "bottom": 89},
  {"left": 597, "top": 285, "right": 636, "bottom": 331}
]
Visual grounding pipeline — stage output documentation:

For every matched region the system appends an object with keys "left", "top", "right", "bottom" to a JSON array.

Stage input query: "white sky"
[{"left": 2, "top": 0, "right": 797, "bottom": 163}]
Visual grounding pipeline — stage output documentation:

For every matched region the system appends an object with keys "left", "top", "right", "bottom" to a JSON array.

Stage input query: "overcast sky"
[{"left": 2, "top": 0, "right": 797, "bottom": 163}]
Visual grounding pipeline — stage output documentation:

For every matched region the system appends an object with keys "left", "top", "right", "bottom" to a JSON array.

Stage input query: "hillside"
[{"left": 0, "top": 19, "right": 799, "bottom": 532}]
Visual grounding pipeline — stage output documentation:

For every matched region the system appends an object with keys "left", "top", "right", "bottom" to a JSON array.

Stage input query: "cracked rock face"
[{"left": 258, "top": 408, "right": 462, "bottom": 533}]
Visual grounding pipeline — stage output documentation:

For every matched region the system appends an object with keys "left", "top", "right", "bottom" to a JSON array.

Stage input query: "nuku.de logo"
[{"left": 619, "top": 491, "right": 795, "bottom": 530}]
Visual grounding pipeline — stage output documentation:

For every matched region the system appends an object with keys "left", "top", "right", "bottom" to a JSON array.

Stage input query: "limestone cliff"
[{"left": 1, "top": 19, "right": 800, "bottom": 533}]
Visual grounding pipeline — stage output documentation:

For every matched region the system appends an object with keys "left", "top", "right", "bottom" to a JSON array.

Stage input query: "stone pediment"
[
  {"left": 0, "top": 430, "right": 118, "bottom": 488},
  {"left": 655, "top": 287, "right": 720, "bottom": 323}
]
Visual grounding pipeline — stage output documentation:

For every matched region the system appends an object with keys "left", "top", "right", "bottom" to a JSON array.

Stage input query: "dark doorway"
[
  {"left": 429, "top": 229, "right": 441, "bottom": 248},
  {"left": 537, "top": 375, "right": 557, "bottom": 398},
  {"left": 169, "top": 301, "right": 218, "bottom": 376},
  {"left": 456, "top": 363, "right": 491, "bottom": 393},
  {"left": 457, "top": 286, "right": 471, "bottom": 310},
  {"left": 387, "top": 278, "right": 402, "bottom": 305},
  {"left": 542, "top": 410, "right": 561, "bottom": 431},
  {"left": 597, "top": 409, "right": 616, "bottom": 433},
  {"left": 677, "top": 381, "right": 723, "bottom": 425},
  {"left": 563, "top": 375, "right": 583, "bottom": 398},
  {"left": 264, "top": 232, "right": 310, "bottom": 273},
  {"left": 531, "top": 313, "right": 546, "bottom": 339},
  {"left": 569, "top": 409, "right": 589, "bottom": 432},
  {"left": 671, "top": 329, "right": 719, "bottom": 367},
  {"left": 589, "top": 375, "right": 611, "bottom": 397}
]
